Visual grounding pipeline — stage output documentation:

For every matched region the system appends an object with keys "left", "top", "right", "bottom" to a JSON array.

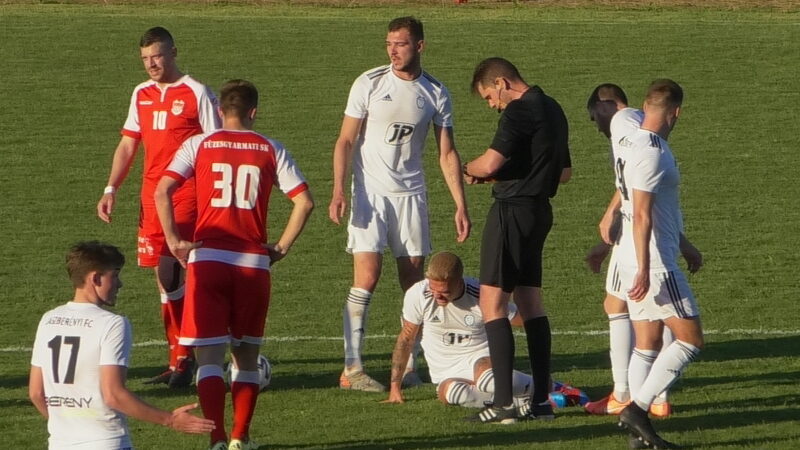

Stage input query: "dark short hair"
[
  {"left": 471, "top": 57, "right": 524, "bottom": 95},
  {"left": 645, "top": 79, "right": 683, "bottom": 109},
  {"left": 66, "top": 241, "right": 125, "bottom": 288},
  {"left": 587, "top": 83, "right": 628, "bottom": 111},
  {"left": 388, "top": 16, "right": 424, "bottom": 42},
  {"left": 220, "top": 79, "right": 259, "bottom": 121},
  {"left": 139, "top": 26, "right": 174, "bottom": 48}
]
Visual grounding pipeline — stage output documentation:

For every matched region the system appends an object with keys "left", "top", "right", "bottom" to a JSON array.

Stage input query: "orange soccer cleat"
[{"left": 584, "top": 393, "right": 631, "bottom": 415}]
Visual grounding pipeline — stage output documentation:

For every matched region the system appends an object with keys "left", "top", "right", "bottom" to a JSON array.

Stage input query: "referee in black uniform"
[{"left": 463, "top": 57, "right": 571, "bottom": 423}]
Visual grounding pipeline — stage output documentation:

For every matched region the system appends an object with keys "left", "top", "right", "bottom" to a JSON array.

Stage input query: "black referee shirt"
[{"left": 489, "top": 86, "right": 571, "bottom": 201}]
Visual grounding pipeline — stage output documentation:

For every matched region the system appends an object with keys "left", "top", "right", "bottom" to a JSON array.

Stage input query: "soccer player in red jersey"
[
  {"left": 155, "top": 79, "right": 314, "bottom": 450},
  {"left": 96, "top": 27, "right": 221, "bottom": 387}
]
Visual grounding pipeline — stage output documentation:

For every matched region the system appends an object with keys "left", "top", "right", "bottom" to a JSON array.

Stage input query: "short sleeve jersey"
[
  {"left": 166, "top": 130, "right": 309, "bottom": 258},
  {"left": 609, "top": 107, "right": 644, "bottom": 167},
  {"left": 344, "top": 65, "right": 453, "bottom": 196},
  {"left": 402, "top": 277, "right": 517, "bottom": 382},
  {"left": 489, "top": 86, "right": 571, "bottom": 200},
  {"left": 615, "top": 128, "right": 684, "bottom": 271},
  {"left": 30, "top": 302, "right": 133, "bottom": 450},
  {"left": 122, "top": 75, "right": 220, "bottom": 205}
]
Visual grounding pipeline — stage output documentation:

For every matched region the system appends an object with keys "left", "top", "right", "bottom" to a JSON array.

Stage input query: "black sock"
[
  {"left": 524, "top": 316, "right": 551, "bottom": 404},
  {"left": 485, "top": 318, "right": 514, "bottom": 407}
]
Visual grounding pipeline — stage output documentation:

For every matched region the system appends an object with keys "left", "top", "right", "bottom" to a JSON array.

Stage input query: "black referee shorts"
[{"left": 479, "top": 198, "right": 553, "bottom": 292}]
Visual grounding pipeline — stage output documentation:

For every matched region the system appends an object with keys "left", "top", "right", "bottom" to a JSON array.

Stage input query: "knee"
[
  {"left": 437, "top": 380, "right": 452, "bottom": 404},
  {"left": 603, "top": 295, "right": 627, "bottom": 315}
]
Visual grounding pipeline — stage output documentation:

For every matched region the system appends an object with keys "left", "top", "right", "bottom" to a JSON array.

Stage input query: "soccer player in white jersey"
[
  {"left": 584, "top": 84, "right": 699, "bottom": 419},
  {"left": 156, "top": 80, "right": 313, "bottom": 450},
  {"left": 96, "top": 27, "right": 221, "bottom": 388},
  {"left": 29, "top": 241, "right": 214, "bottom": 450},
  {"left": 606, "top": 80, "right": 705, "bottom": 449},
  {"left": 328, "top": 16, "right": 471, "bottom": 392},
  {"left": 382, "top": 252, "right": 585, "bottom": 420}
]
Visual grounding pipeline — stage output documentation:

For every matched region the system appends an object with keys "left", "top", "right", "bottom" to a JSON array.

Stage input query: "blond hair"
[{"left": 425, "top": 252, "right": 463, "bottom": 282}]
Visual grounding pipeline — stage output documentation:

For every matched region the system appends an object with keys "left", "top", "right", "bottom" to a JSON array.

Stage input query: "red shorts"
[
  {"left": 137, "top": 197, "right": 196, "bottom": 267},
  {"left": 179, "top": 260, "right": 271, "bottom": 346}
]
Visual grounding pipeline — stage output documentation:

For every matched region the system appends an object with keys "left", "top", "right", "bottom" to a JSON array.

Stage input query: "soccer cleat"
[
  {"left": 553, "top": 381, "right": 590, "bottom": 406},
  {"left": 208, "top": 441, "right": 228, "bottom": 450},
  {"left": 168, "top": 357, "right": 196, "bottom": 388},
  {"left": 143, "top": 368, "right": 172, "bottom": 385},
  {"left": 339, "top": 371, "right": 386, "bottom": 392},
  {"left": 618, "top": 403, "right": 678, "bottom": 449},
  {"left": 628, "top": 433, "right": 649, "bottom": 449},
  {"left": 229, "top": 438, "right": 259, "bottom": 450},
  {"left": 401, "top": 370, "right": 424, "bottom": 388},
  {"left": 584, "top": 393, "right": 631, "bottom": 415},
  {"left": 464, "top": 404, "right": 517, "bottom": 424},
  {"left": 649, "top": 401, "right": 672, "bottom": 418}
]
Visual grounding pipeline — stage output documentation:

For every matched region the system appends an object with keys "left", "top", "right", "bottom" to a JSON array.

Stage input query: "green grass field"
[{"left": 1, "top": 2, "right": 798, "bottom": 448}]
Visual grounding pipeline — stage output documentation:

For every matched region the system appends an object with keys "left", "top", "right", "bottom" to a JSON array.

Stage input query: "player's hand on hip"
[
  {"left": 585, "top": 242, "right": 611, "bottom": 273},
  {"left": 328, "top": 192, "right": 347, "bottom": 225},
  {"left": 169, "top": 240, "right": 201, "bottom": 269},
  {"left": 169, "top": 403, "right": 216, "bottom": 434},
  {"left": 627, "top": 270, "right": 649, "bottom": 301},
  {"left": 454, "top": 210, "right": 471, "bottom": 243},
  {"left": 97, "top": 194, "right": 115, "bottom": 223},
  {"left": 265, "top": 242, "right": 288, "bottom": 264}
]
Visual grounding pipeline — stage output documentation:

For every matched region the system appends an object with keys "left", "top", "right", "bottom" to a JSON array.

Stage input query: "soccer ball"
[{"left": 223, "top": 354, "right": 272, "bottom": 392}]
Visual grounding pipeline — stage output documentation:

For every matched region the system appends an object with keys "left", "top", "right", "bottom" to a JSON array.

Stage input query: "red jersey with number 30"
[
  {"left": 122, "top": 75, "right": 219, "bottom": 205},
  {"left": 165, "top": 130, "right": 308, "bottom": 255}
]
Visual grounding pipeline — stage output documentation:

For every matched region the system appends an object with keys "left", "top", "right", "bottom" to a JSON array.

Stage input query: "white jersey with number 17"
[
  {"left": 345, "top": 65, "right": 453, "bottom": 197},
  {"left": 31, "top": 302, "right": 133, "bottom": 450}
]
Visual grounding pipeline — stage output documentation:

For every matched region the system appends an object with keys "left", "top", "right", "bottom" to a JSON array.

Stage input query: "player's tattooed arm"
[{"left": 383, "top": 320, "right": 421, "bottom": 404}]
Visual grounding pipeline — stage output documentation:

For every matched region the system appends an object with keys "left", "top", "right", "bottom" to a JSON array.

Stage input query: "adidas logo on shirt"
[
  {"left": 431, "top": 315, "right": 441, "bottom": 323},
  {"left": 380, "top": 94, "right": 392, "bottom": 102}
]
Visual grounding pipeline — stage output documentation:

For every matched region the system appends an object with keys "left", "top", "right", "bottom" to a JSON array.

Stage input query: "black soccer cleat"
[
  {"left": 464, "top": 404, "right": 517, "bottom": 424},
  {"left": 517, "top": 400, "right": 556, "bottom": 421},
  {"left": 618, "top": 403, "right": 679, "bottom": 449},
  {"left": 628, "top": 433, "right": 649, "bottom": 449},
  {"left": 168, "top": 357, "right": 196, "bottom": 388}
]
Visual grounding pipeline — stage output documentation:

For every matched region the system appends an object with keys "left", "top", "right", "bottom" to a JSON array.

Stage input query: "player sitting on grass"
[
  {"left": 382, "top": 251, "right": 586, "bottom": 423},
  {"left": 29, "top": 241, "right": 214, "bottom": 449}
]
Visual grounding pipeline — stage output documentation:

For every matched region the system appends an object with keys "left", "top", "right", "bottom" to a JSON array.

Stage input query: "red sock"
[
  {"left": 197, "top": 372, "right": 228, "bottom": 443},
  {"left": 169, "top": 295, "right": 194, "bottom": 362},
  {"left": 160, "top": 299, "right": 178, "bottom": 369},
  {"left": 231, "top": 373, "right": 260, "bottom": 440}
]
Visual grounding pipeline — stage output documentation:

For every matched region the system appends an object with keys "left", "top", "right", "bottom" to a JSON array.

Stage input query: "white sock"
[
  {"left": 628, "top": 348, "right": 658, "bottom": 399},
  {"left": 608, "top": 313, "right": 633, "bottom": 398},
  {"left": 654, "top": 326, "right": 675, "bottom": 403},
  {"left": 476, "top": 369, "right": 532, "bottom": 397},
  {"left": 343, "top": 288, "right": 371, "bottom": 372},
  {"left": 634, "top": 340, "right": 700, "bottom": 410},
  {"left": 445, "top": 380, "right": 492, "bottom": 408}
]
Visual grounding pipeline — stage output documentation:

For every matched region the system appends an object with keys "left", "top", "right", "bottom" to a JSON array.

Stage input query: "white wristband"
[{"left": 104, "top": 186, "right": 116, "bottom": 195}]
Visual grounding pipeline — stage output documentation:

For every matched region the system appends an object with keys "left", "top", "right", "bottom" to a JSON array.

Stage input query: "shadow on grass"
[{"left": 259, "top": 405, "right": 800, "bottom": 449}]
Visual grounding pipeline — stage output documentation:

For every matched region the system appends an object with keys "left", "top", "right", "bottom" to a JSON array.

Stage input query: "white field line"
[{"left": 2, "top": 328, "right": 798, "bottom": 353}]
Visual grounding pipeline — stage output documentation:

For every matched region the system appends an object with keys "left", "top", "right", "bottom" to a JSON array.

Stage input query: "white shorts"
[
  {"left": 619, "top": 268, "right": 700, "bottom": 321},
  {"left": 428, "top": 350, "right": 488, "bottom": 385},
  {"left": 347, "top": 190, "right": 431, "bottom": 257},
  {"left": 604, "top": 250, "right": 626, "bottom": 300}
]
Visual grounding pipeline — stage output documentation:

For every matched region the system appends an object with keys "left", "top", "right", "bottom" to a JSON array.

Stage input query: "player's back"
[
  {"left": 31, "top": 302, "right": 132, "bottom": 450},
  {"left": 615, "top": 128, "right": 683, "bottom": 271}
]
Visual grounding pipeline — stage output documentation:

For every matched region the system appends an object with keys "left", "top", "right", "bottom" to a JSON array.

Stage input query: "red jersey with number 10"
[
  {"left": 122, "top": 75, "right": 219, "bottom": 205},
  {"left": 165, "top": 130, "right": 308, "bottom": 255}
]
